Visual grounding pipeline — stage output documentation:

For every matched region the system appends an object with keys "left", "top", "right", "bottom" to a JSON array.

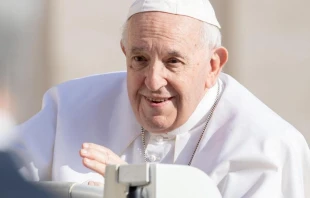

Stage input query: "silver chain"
[{"left": 141, "top": 82, "right": 221, "bottom": 166}]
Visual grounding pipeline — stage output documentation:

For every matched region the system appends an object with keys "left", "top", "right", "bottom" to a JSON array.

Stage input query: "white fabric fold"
[{"left": 9, "top": 72, "right": 310, "bottom": 198}]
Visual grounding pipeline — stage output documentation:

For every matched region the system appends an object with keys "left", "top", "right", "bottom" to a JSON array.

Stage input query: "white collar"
[{"left": 149, "top": 80, "right": 222, "bottom": 138}]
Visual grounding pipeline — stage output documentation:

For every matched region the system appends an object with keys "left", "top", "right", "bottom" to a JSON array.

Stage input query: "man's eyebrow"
[
  {"left": 167, "top": 50, "right": 187, "bottom": 59},
  {"left": 129, "top": 47, "right": 188, "bottom": 59},
  {"left": 167, "top": 50, "right": 182, "bottom": 57},
  {"left": 130, "top": 47, "right": 146, "bottom": 54}
]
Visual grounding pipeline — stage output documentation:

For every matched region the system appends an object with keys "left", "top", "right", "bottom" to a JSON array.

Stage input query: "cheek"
[
  {"left": 169, "top": 79, "right": 192, "bottom": 110},
  {"left": 194, "top": 63, "right": 210, "bottom": 88},
  {"left": 127, "top": 73, "right": 144, "bottom": 99},
  {"left": 178, "top": 67, "right": 208, "bottom": 103}
]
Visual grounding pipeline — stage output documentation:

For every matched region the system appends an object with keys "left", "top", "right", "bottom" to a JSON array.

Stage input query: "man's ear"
[
  {"left": 120, "top": 41, "right": 126, "bottom": 55},
  {"left": 206, "top": 47, "right": 228, "bottom": 88}
]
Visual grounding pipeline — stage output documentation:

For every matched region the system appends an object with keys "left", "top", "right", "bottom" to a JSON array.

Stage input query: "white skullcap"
[{"left": 127, "top": 0, "right": 221, "bottom": 29}]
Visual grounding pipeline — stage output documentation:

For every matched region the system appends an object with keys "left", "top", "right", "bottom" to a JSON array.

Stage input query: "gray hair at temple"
[{"left": 121, "top": 20, "right": 222, "bottom": 51}]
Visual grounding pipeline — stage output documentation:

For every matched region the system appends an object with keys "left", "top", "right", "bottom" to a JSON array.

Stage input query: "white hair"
[
  {"left": 121, "top": 20, "right": 222, "bottom": 50},
  {"left": 200, "top": 22, "right": 222, "bottom": 50}
]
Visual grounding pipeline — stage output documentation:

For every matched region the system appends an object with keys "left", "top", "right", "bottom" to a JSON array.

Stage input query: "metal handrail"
[{"left": 33, "top": 182, "right": 103, "bottom": 198}]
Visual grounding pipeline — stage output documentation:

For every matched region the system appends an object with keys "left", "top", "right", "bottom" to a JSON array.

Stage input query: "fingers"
[
  {"left": 80, "top": 148, "right": 111, "bottom": 165},
  {"left": 82, "top": 143, "right": 110, "bottom": 154},
  {"left": 80, "top": 143, "right": 127, "bottom": 176},
  {"left": 82, "top": 158, "right": 106, "bottom": 175},
  {"left": 88, "top": 181, "right": 104, "bottom": 187},
  {"left": 80, "top": 143, "right": 125, "bottom": 164}
]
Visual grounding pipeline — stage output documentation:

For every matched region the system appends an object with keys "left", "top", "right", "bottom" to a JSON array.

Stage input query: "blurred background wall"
[{"left": 1, "top": 0, "right": 309, "bottom": 142}]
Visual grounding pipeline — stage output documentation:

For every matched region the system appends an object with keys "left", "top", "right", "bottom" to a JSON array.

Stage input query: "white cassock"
[{"left": 8, "top": 72, "right": 310, "bottom": 197}]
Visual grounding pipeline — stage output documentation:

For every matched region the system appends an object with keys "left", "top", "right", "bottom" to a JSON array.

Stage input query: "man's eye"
[
  {"left": 133, "top": 56, "right": 146, "bottom": 62},
  {"left": 168, "top": 58, "right": 180, "bottom": 64}
]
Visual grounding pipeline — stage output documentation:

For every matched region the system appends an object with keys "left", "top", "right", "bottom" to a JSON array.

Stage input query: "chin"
[
  {"left": 147, "top": 127, "right": 171, "bottom": 134},
  {"left": 138, "top": 106, "right": 178, "bottom": 133},
  {"left": 143, "top": 117, "right": 173, "bottom": 133}
]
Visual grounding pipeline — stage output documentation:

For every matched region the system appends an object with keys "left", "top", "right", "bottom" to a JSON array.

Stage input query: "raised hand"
[{"left": 79, "top": 143, "right": 127, "bottom": 176}]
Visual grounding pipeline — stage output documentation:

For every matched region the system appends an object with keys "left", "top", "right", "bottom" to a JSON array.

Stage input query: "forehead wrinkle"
[
  {"left": 129, "top": 42, "right": 156, "bottom": 55},
  {"left": 128, "top": 13, "right": 201, "bottom": 44},
  {"left": 131, "top": 26, "right": 185, "bottom": 46},
  {"left": 129, "top": 42, "right": 189, "bottom": 58},
  {"left": 129, "top": 28, "right": 195, "bottom": 57},
  {"left": 130, "top": 46, "right": 146, "bottom": 54},
  {"left": 127, "top": 13, "right": 203, "bottom": 60},
  {"left": 166, "top": 49, "right": 188, "bottom": 60}
]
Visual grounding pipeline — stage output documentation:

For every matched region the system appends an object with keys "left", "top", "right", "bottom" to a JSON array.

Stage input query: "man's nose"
[{"left": 144, "top": 62, "right": 167, "bottom": 91}]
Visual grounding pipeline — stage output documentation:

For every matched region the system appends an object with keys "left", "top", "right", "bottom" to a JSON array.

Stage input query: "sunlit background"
[{"left": 1, "top": 0, "right": 309, "bottom": 142}]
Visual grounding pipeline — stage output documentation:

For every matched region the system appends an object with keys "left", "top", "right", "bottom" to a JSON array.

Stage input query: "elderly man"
[{"left": 9, "top": 0, "right": 309, "bottom": 197}]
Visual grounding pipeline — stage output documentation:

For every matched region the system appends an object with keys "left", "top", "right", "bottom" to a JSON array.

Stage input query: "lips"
[{"left": 145, "top": 96, "right": 172, "bottom": 103}]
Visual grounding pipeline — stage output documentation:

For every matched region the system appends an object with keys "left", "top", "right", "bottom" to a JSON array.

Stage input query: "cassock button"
[
  {"left": 149, "top": 155, "right": 157, "bottom": 162},
  {"left": 155, "top": 135, "right": 164, "bottom": 143}
]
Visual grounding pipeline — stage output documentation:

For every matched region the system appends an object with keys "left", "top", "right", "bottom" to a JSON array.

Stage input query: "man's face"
[{"left": 124, "top": 12, "right": 214, "bottom": 133}]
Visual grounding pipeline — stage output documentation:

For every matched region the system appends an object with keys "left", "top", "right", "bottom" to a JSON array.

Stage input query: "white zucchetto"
[{"left": 127, "top": 0, "right": 221, "bottom": 28}]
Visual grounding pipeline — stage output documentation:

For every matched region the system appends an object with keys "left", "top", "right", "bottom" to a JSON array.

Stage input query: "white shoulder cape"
[{"left": 10, "top": 72, "right": 310, "bottom": 198}]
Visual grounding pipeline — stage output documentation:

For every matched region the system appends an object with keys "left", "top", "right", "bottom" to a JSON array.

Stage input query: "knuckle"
[
  {"left": 87, "top": 149, "right": 95, "bottom": 157},
  {"left": 105, "top": 148, "right": 111, "bottom": 155},
  {"left": 106, "top": 153, "right": 110, "bottom": 164},
  {"left": 88, "top": 143, "right": 95, "bottom": 148},
  {"left": 93, "top": 161, "right": 100, "bottom": 170},
  {"left": 104, "top": 154, "right": 109, "bottom": 164}
]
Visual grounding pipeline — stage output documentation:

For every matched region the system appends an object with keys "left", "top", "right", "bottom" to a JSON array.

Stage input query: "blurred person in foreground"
[
  {"left": 0, "top": 151, "right": 53, "bottom": 198},
  {"left": 9, "top": 0, "right": 310, "bottom": 197},
  {"left": 0, "top": 88, "right": 16, "bottom": 149},
  {"left": 0, "top": 91, "right": 53, "bottom": 197}
]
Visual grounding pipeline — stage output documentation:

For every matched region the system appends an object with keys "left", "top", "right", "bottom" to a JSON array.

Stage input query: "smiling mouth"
[{"left": 145, "top": 96, "right": 173, "bottom": 104}]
